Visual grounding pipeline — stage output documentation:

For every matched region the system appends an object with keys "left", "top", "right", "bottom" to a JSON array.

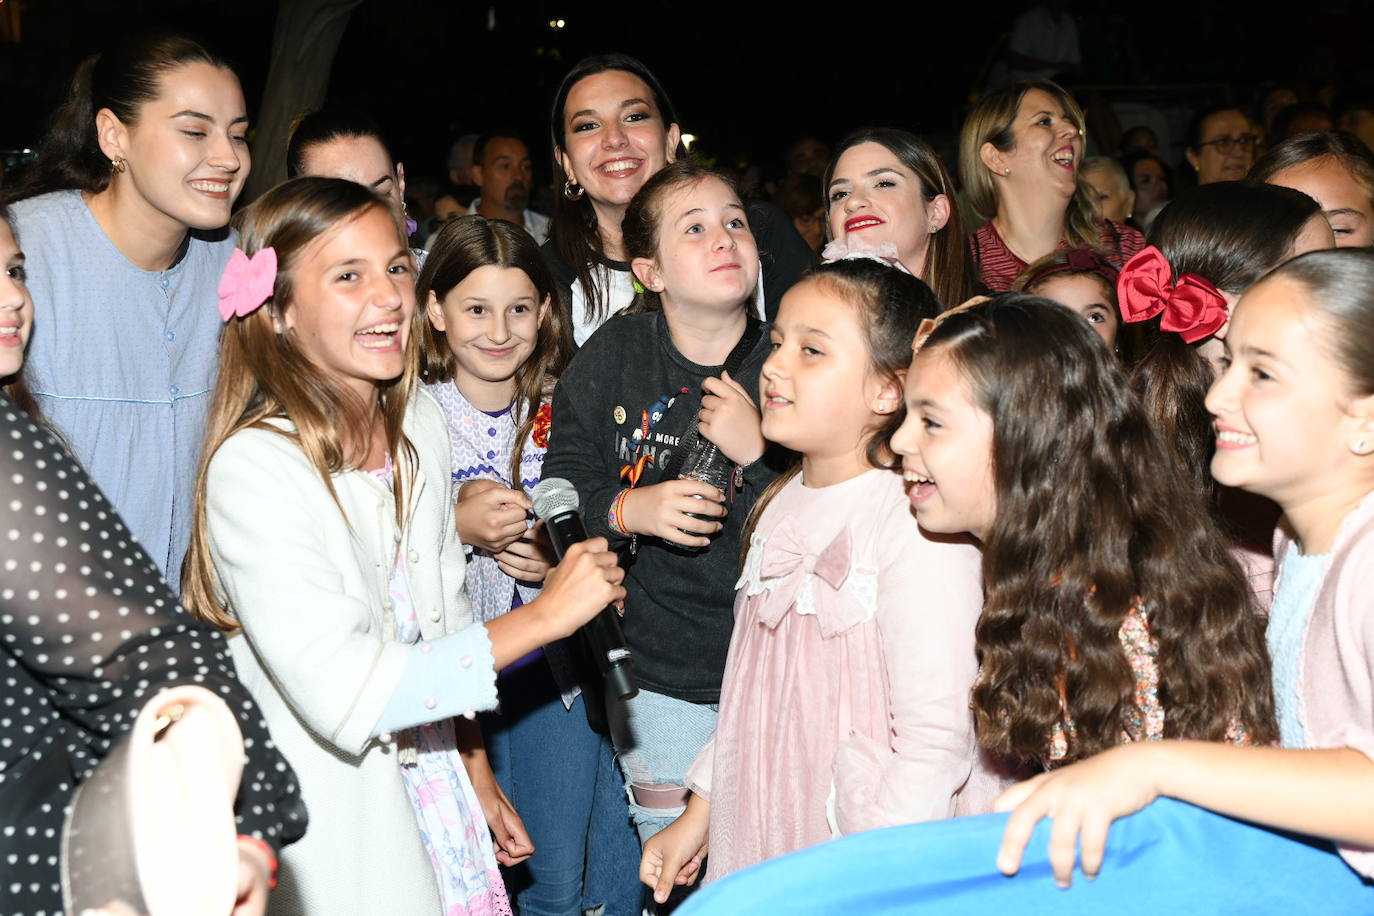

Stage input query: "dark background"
[{"left": 3, "top": 0, "right": 1372, "bottom": 188}]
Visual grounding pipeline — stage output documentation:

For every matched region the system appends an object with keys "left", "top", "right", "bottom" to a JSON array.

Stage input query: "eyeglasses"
[{"left": 1196, "top": 133, "right": 1258, "bottom": 154}]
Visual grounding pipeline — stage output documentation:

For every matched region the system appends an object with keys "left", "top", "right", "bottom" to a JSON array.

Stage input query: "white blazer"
[{"left": 207, "top": 389, "right": 486, "bottom": 915}]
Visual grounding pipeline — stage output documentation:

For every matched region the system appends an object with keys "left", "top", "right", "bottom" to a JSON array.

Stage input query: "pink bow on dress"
[
  {"left": 756, "top": 525, "right": 867, "bottom": 637},
  {"left": 217, "top": 247, "right": 278, "bottom": 322}
]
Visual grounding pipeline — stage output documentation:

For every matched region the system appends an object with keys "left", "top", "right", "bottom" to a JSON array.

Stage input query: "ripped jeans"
[{"left": 615, "top": 688, "right": 719, "bottom": 845}]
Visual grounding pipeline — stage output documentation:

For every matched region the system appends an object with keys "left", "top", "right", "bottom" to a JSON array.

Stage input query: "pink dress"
[{"left": 686, "top": 468, "right": 989, "bottom": 882}]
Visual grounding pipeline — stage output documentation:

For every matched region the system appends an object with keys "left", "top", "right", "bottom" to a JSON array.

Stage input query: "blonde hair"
[
  {"left": 959, "top": 80, "right": 1103, "bottom": 251},
  {"left": 182, "top": 177, "right": 421, "bottom": 632}
]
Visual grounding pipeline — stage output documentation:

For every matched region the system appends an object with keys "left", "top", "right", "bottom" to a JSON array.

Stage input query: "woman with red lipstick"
[
  {"left": 544, "top": 53, "right": 812, "bottom": 345},
  {"left": 6, "top": 34, "right": 249, "bottom": 593},
  {"left": 959, "top": 80, "right": 1146, "bottom": 292},
  {"left": 181, "top": 177, "right": 628, "bottom": 915},
  {"left": 823, "top": 128, "right": 976, "bottom": 307}
]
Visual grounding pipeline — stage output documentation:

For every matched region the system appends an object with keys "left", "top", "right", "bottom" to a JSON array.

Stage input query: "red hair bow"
[{"left": 1116, "top": 246, "right": 1228, "bottom": 344}]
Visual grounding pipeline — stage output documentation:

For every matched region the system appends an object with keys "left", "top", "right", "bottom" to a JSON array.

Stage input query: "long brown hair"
[
  {"left": 0, "top": 206, "right": 40, "bottom": 420},
  {"left": 547, "top": 53, "right": 685, "bottom": 325},
  {"left": 1129, "top": 182, "right": 1322, "bottom": 494},
  {"left": 917, "top": 295, "right": 1276, "bottom": 766},
  {"left": 741, "top": 258, "right": 945, "bottom": 556},
  {"left": 183, "top": 177, "right": 420, "bottom": 632},
  {"left": 958, "top": 80, "right": 1102, "bottom": 251},
  {"left": 418, "top": 215, "right": 574, "bottom": 485},
  {"left": 824, "top": 128, "right": 975, "bottom": 308}
]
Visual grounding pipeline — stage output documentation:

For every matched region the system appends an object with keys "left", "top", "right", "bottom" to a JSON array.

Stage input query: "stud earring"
[
  {"left": 563, "top": 178, "right": 584, "bottom": 201},
  {"left": 1004, "top": 168, "right": 1011, "bottom": 176},
  {"left": 111, "top": 158, "right": 128, "bottom": 173},
  {"left": 1358, "top": 438, "right": 1371, "bottom": 455}
]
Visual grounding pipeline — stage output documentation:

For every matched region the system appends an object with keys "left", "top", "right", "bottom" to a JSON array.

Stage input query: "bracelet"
[
  {"left": 608, "top": 487, "right": 632, "bottom": 536},
  {"left": 237, "top": 834, "right": 279, "bottom": 890}
]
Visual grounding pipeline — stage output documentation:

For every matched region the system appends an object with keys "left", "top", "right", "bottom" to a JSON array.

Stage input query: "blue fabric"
[
  {"left": 483, "top": 657, "right": 642, "bottom": 916},
  {"left": 373, "top": 623, "right": 499, "bottom": 733},
  {"left": 11, "top": 190, "right": 235, "bottom": 591},
  {"left": 618, "top": 688, "right": 719, "bottom": 843},
  {"left": 680, "top": 798, "right": 1373, "bottom": 914},
  {"left": 1269, "top": 543, "right": 1330, "bottom": 748}
]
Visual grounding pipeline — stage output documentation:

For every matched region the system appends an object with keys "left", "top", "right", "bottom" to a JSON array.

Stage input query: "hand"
[
  {"left": 494, "top": 521, "right": 553, "bottom": 583},
  {"left": 639, "top": 800, "right": 710, "bottom": 904},
  {"left": 993, "top": 743, "right": 1163, "bottom": 888},
  {"left": 466, "top": 756, "right": 535, "bottom": 867},
  {"left": 698, "top": 371, "right": 765, "bottom": 466},
  {"left": 535, "top": 538, "right": 627, "bottom": 639},
  {"left": 620, "top": 479, "right": 726, "bottom": 549},
  {"left": 456, "top": 482, "right": 531, "bottom": 553},
  {"left": 231, "top": 835, "right": 273, "bottom": 916}
]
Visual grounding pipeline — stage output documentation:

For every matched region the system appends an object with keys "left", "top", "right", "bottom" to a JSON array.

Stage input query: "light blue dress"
[{"left": 10, "top": 190, "right": 234, "bottom": 590}]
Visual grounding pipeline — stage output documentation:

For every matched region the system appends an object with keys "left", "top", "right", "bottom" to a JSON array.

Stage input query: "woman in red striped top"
[{"left": 959, "top": 80, "right": 1145, "bottom": 292}]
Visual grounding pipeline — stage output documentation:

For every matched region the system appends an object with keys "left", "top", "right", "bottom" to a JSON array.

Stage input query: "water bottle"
[{"left": 675, "top": 415, "right": 732, "bottom": 548}]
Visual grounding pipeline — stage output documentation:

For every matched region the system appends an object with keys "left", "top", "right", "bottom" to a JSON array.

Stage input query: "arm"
[
  {"left": 995, "top": 740, "right": 1374, "bottom": 887},
  {"left": 833, "top": 517, "right": 984, "bottom": 833},
  {"left": 639, "top": 794, "right": 711, "bottom": 905},
  {"left": 453, "top": 716, "right": 535, "bottom": 866}
]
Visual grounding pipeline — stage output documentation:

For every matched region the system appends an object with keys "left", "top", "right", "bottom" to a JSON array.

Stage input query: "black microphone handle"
[{"left": 543, "top": 509, "right": 638, "bottom": 700}]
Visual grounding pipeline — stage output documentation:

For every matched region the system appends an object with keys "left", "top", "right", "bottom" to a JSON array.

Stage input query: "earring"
[
  {"left": 111, "top": 158, "right": 128, "bottom": 174},
  {"left": 1004, "top": 168, "right": 1011, "bottom": 176},
  {"left": 563, "top": 178, "right": 585, "bottom": 201},
  {"left": 1358, "top": 439, "right": 1371, "bottom": 455}
]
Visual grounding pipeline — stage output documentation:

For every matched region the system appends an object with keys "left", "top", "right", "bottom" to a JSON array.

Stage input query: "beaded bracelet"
[
  {"left": 237, "top": 834, "right": 279, "bottom": 890},
  {"left": 608, "top": 487, "right": 631, "bottom": 536}
]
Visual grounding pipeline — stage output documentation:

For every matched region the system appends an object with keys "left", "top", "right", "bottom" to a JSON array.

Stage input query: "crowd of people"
[{"left": 3, "top": 25, "right": 1374, "bottom": 916}]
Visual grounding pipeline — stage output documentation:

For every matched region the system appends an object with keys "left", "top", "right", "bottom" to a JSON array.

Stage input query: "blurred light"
[
  {"left": 681, "top": 134, "right": 697, "bottom": 151},
  {"left": 549, "top": 18, "right": 566, "bottom": 29}
]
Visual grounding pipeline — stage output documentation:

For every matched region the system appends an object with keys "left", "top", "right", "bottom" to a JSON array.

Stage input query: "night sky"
[{"left": 3, "top": 0, "right": 1371, "bottom": 188}]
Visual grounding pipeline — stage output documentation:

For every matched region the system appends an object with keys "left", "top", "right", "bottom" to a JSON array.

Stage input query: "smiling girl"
[
  {"left": 181, "top": 177, "right": 627, "bottom": 915},
  {"left": 419, "top": 214, "right": 641, "bottom": 914},
  {"left": 893, "top": 295, "right": 1274, "bottom": 774},
  {"left": 8, "top": 35, "right": 250, "bottom": 591},
  {"left": 823, "top": 128, "right": 976, "bottom": 307},
  {"left": 545, "top": 53, "right": 811, "bottom": 344},
  {"left": 991, "top": 250, "right": 1374, "bottom": 898},
  {"left": 959, "top": 80, "right": 1146, "bottom": 292}
]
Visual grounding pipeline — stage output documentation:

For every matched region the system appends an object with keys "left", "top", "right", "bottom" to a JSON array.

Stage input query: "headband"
[
  {"left": 1028, "top": 247, "right": 1120, "bottom": 289},
  {"left": 912, "top": 295, "right": 992, "bottom": 354},
  {"left": 820, "top": 238, "right": 912, "bottom": 275}
]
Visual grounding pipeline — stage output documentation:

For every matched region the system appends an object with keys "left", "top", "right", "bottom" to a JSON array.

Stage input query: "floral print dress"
[{"left": 372, "top": 458, "right": 513, "bottom": 916}]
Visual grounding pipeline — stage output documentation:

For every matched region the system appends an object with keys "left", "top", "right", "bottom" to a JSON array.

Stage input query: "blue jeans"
[
  {"left": 615, "top": 688, "right": 719, "bottom": 843},
  {"left": 482, "top": 658, "right": 642, "bottom": 916}
]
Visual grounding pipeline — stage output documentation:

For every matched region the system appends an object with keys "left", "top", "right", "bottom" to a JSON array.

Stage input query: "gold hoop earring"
[
  {"left": 563, "top": 179, "right": 585, "bottom": 201},
  {"left": 111, "top": 158, "right": 128, "bottom": 174}
]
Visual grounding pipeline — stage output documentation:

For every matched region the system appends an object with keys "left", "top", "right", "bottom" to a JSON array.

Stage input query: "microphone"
[{"left": 532, "top": 478, "right": 638, "bottom": 700}]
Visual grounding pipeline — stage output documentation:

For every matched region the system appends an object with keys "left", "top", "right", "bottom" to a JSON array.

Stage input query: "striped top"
[
  {"left": 11, "top": 190, "right": 236, "bottom": 591},
  {"left": 969, "top": 218, "right": 1146, "bottom": 293}
]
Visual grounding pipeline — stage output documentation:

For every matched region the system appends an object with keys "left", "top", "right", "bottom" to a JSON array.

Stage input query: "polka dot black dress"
[{"left": 0, "top": 395, "right": 307, "bottom": 914}]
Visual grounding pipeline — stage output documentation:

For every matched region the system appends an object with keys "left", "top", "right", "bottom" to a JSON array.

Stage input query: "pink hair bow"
[
  {"left": 756, "top": 525, "right": 868, "bottom": 637},
  {"left": 217, "top": 247, "right": 278, "bottom": 322},
  {"left": 1116, "top": 245, "right": 1228, "bottom": 344}
]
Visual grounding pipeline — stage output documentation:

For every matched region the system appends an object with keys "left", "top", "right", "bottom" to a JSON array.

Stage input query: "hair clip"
[
  {"left": 820, "top": 239, "right": 912, "bottom": 275},
  {"left": 1117, "top": 246, "right": 1227, "bottom": 344},
  {"left": 217, "top": 247, "right": 278, "bottom": 322},
  {"left": 912, "top": 295, "right": 992, "bottom": 353}
]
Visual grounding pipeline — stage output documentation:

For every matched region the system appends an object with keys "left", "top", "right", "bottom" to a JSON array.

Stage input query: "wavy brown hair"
[
  {"left": 417, "top": 215, "right": 574, "bottom": 485},
  {"left": 183, "top": 178, "right": 420, "bottom": 632},
  {"left": 918, "top": 295, "right": 1275, "bottom": 767}
]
